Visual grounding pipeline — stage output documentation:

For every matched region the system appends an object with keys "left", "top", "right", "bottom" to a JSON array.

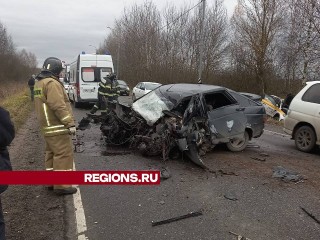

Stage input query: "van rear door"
[
  {"left": 80, "top": 68, "right": 98, "bottom": 100},
  {"left": 80, "top": 67, "right": 112, "bottom": 101}
]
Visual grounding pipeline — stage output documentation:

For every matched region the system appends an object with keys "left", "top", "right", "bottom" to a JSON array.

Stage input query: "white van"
[
  {"left": 68, "top": 53, "right": 114, "bottom": 107},
  {"left": 283, "top": 81, "right": 320, "bottom": 152}
]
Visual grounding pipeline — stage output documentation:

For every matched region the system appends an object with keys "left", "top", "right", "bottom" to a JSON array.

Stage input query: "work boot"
[
  {"left": 54, "top": 187, "right": 77, "bottom": 196},
  {"left": 90, "top": 105, "right": 98, "bottom": 114}
]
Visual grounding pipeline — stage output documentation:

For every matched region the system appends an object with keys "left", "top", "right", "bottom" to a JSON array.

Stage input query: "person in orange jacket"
[{"left": 34, "top": 57, "right": 77, "bottom": 195}]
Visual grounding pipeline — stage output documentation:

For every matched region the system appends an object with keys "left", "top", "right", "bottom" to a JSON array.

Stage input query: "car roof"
[
  {"left": 140, "top": 82, "right": 161, "bottom": 84},
  {"left": 306, "top": 80, "right": 320, "bottom": 85},
  {"left": 157, "top": 83, "right": 226, "bottom": 102}
]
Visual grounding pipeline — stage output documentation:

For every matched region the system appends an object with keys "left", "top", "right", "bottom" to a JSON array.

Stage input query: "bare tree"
[
  {"left": 231, "top": 0, "right": 285, "bottom": 95},
  {"left": 294, "top": 0, "right": 320, "bottom": 84},
  {"left": 0, "top": 21, "right": 38, "bottom": 95},
  {"left": 99, "top": 1, "right": 229, "bottom": 86}
]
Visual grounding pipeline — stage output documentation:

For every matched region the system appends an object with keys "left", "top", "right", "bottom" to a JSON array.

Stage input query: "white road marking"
[
  {"left": 73, "top": 164, "right": 88, "bottom": 240},
  {"left": 264, "top": 129, "right": 290, "bottom": 138}
]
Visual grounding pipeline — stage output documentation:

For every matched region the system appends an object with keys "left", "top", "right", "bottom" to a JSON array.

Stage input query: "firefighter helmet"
[
  {"left": 42, "top": 57, "right": 63, "bottom": 77},
  {"left": 105, "top": 73, "right": 115, "bottom": 81}
]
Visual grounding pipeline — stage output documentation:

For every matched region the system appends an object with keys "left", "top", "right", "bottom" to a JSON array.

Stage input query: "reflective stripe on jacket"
[
  {"left": 98, "top": 79, "right": 120, "bottom": 98},
  {"left": 34, "top": 77, "right": 75, "bottom": 137}
]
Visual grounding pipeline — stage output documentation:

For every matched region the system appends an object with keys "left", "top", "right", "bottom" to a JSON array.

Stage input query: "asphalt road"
[{"left": 72, "top": 96, "right": 320, "bottom": 240}]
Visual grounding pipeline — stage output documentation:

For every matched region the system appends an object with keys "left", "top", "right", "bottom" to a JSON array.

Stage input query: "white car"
[
  {"left": 59, "top": 77, "right": 70, "bottom": 95},
  {"left": 132, "top": 82, "right": 161, "bottom": 101},
  {"left": 283, "top": 81, "right": 320, "bottom": 152},
  {"left": 261, "top": 94, "right": 286, "bottom": 121},
  {"left": 63, "top": 82, "right": 70, "bottom": 95}
]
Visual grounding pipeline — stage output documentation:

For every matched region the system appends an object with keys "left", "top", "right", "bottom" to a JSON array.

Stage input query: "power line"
[
  {"left": 157, "top": 0, "right": 203, "bottom": 33},
  {"left": 116, "top": 0, "right": 203, "bottom": 37}
]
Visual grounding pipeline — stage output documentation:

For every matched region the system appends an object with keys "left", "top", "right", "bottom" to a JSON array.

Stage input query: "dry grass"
[
  {"left": 0, "top": 82, "right": 28, "bottom": 99},
  {"left": 0, "top": 86, "right": 33, "bottom": 130}
]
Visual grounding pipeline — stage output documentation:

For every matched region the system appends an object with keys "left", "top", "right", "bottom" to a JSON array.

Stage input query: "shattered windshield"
[{"left": 132, "top": 88, "right": 175, "bottom": 125}]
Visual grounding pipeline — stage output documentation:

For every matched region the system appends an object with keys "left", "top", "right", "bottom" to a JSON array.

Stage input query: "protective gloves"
[{"left": 68, "top": 126, "right": 76, "bottom": 135}]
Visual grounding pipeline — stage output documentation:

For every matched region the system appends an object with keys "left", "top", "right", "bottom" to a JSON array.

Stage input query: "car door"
[
  {"left": 231, "top": 91, "right": 265, "bottom": 138},
  {"left": 203, "top": 92, "right": 247, "bottom": 143},
  {"left": 80, "top": 67, "right": 101, "bottom": 100}
]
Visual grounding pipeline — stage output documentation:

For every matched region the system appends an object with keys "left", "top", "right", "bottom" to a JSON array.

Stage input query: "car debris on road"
[
  {"left": 300, "top": 207, "right": 320, "bottom": 225},
  {"left": 151, "top": 209, "right": 203, "bottom": 226},
  {"left": 229, "top": 231, "right": 252, "bottom": 240},
  {"left": 250, "top": 156, "right": 266, "bottom": 162},
  {"left": 272, "top": 166, "right": 304, "bottom": 183}
]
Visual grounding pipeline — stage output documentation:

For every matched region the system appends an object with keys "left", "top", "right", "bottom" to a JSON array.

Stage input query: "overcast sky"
[{"left": 0, "top": 0, "right": 237, "bottom": 67}]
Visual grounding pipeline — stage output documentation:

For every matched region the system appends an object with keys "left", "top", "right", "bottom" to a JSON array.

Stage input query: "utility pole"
[
  {"left": 198, "top": 0, "right": 206, "bottom": 84},
  {"left": 116, "top": 34, "right": 121, "bottom": 79},
  {"left": 107, "top": 26, "right": 121, "bottom": 78}
]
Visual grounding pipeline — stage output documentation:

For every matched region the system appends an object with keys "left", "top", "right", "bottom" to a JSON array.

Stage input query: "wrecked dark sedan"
[{"left": 98, "top": 84, "right": 248, "bottom": 168}]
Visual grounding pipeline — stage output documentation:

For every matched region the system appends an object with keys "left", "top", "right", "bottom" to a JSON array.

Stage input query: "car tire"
[
  {"left": 294, "top": 125, "right": 316, "bottom": 152},
  {"left": 226, "top": 131, "right": 249, "bottom": 152}
]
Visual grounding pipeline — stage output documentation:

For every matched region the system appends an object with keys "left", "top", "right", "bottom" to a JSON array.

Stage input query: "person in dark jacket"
[
  {"left": 90, "top": 73, "right": 119, "bottom": 114},
  {"left": 0, "top": 107, "right": 15, "bottom": 240},
  {"left": 28, "top": 75, "right": 36, "bottom": 101}
]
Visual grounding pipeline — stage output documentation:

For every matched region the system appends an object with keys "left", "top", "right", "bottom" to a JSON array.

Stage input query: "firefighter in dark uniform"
[
  {"left": 90, "top": 73, "right": 120, "bottom": 114},
  {"left": 0, "top": 107, "right": 15, "bottom": 240},
  {"left": 34, "top": 57, "right": 77, "bottom": 195}
]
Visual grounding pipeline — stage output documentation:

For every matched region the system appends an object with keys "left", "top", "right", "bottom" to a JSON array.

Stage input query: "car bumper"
[
  {"left": 283, "top": 128, "right": 292, "bottom": 136},
  {"left": 120, "top": 90, "right": 129, "bottom": 95},
  {"left": 283, "top": 115, "right": 298, "bottom": 138}
]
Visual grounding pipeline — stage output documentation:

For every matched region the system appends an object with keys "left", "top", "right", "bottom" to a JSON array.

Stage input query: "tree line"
[
  {"left": 99, "top": 0, "right": 320, "bottom": 96},
  {"left": 0, "top": 21, "right": 37, "bottom": 98}
]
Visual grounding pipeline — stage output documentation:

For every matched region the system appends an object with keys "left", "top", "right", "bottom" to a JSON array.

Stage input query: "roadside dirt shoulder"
[{"left": 2, "top": 112, "right": 71, "bottom": 240}]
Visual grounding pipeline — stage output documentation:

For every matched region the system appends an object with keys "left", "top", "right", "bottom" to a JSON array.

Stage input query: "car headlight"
[{"left": 126, "top": 87, "right": 129, "bottom": 90}]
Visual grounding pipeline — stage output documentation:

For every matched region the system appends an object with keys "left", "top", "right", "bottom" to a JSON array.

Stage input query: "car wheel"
[
  {"left": 226, "top": 131, "right": 249, "bottom": 152},
  {"left": 132, "top": 94, "right": 136, "bottom": 102},
  {"left": 294, "top": 125, "right": 316, "bottom": 152}
]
